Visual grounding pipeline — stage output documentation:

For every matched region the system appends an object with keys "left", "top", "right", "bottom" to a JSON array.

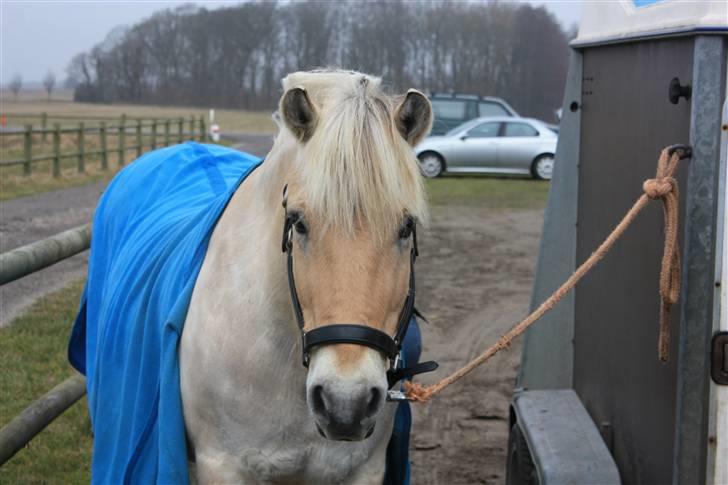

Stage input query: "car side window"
[
  {"left": 466, "top": 122, "right": 500, "bottom": 138},
  {"left": 504, "top": 122, "right": 538, "bottom": 137},
  {"left": 478, "top": 102, "right": 509, "bottom": 117},
  {"left": 431, "top": 99, "right": 468, "bottom": 120}
]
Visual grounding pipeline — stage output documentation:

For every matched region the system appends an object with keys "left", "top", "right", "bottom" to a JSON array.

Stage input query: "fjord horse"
[{"left": 179, "top": 70, "right": 433, "bottom": 483}]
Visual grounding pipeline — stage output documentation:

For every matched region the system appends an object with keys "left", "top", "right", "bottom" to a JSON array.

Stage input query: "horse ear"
[
  {"left": 395, "top": 89, "right": 432, "bottom": 146},
  {"left": 280, "top": 87, "right": 318, "bottom": 142}
]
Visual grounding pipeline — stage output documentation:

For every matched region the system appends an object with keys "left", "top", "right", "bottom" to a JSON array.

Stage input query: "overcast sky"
[{"left": 1, "top": 1, "right": 581, "bottom": 86}]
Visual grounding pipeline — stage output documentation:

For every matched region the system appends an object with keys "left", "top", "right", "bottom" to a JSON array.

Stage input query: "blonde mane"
[{"left": 281, "top": 70, "right": 428, "bottom": 241}]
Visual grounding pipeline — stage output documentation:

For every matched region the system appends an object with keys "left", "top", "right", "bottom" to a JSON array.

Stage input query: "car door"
[
  {"left": 452, "top": 121, "right": 501, "bottom": 170},
  {"left": 496, "top": 121, "right": 542, "bottom": 172}
]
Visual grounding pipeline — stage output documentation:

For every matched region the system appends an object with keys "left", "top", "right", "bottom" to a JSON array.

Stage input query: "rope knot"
[{"left": 643, "top": 178, "right": 675, "bottom": 199}]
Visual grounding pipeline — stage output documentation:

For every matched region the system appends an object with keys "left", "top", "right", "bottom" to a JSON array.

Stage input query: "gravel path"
[{"left": 0, "top": 134, "right": 274, "bottom": 327}]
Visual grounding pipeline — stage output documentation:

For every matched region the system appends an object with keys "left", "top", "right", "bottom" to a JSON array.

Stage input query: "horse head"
[{"left": 277, "top": 71, "right": 432, "bottom": 441}]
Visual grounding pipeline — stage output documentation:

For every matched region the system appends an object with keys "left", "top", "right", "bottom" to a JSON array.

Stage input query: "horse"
[{"left": 178, "top": 70, "right": 434, "bottom": 483}]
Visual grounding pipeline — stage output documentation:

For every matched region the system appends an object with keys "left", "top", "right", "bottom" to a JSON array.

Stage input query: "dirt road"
[{"left": 410, "top": 206, "right": 543, "bottom": 485}]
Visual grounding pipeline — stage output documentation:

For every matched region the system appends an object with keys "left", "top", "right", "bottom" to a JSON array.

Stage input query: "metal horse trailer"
[{"left": 508, "top": 2, "right": 727, "bottom": 484}]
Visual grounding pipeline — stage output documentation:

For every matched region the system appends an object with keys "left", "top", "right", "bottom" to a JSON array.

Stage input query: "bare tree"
[
  {"left": 9, "top": 74, "right": 22, "bottom": 100},
  {"left": 43, "top": 70, "right": 56, "bottom": 100},
  {"left": 67, "top": 1, "right": 571, "bottom": 121}
]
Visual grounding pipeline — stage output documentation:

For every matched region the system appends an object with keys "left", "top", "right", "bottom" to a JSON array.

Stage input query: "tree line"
[{"left": 67, "top": 1, "right": 572, "bottom": 121}]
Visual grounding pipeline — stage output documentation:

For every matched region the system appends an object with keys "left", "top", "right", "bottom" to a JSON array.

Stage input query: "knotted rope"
[{"left": 406, "top": 147, "right": 686, "bottom": 403}]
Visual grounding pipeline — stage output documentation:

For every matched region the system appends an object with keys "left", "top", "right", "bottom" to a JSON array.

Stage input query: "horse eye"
[
  {"left": 399, "top": 217, "right": 414, "bottom": 239},
  {"left": 294, "top": 218, "right": 308, "bottom": 235}
]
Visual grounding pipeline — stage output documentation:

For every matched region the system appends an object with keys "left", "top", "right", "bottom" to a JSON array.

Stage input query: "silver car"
[{"left": 415, "top": 117, "right": 558, "bottom": 180}]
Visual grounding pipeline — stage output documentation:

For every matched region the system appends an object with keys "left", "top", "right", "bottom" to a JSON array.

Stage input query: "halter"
[{"left": 281, "top": 185, "right": 438, "bottom": 390}]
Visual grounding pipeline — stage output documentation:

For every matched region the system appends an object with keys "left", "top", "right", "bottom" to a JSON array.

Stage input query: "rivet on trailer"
[{"left": 508, "top": 2, "right": 727, "bottom": 484}]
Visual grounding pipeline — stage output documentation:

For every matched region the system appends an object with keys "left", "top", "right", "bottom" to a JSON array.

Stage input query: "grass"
[
  {"left": 0, "top": 280, "right": 92, "bottom": 484},
  {"left": 425, "top": 175, "right": 549, "bottom": 209}
]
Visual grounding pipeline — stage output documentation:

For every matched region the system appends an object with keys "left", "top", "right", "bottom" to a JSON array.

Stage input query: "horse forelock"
[{"left": 279, "top": 69, "right": 429, "bottom": 242}]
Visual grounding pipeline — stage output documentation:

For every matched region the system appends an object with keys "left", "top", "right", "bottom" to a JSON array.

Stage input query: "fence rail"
[
  {"left": 0, "top": 226, "right": 92, "bottom": 466},
  {"left": 0, "top": 224, "right": 91, "bottom": 285},
  {"left": 0, "top": 375, "right": 86, "bottom": 466},
  {"left": 1, "top": 114, "right": 208, "bottom": 176}
]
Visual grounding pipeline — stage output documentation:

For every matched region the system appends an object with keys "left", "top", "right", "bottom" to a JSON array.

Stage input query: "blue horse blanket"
[{"left": 69, "top": 142, "right": 418, "bottom": 484}]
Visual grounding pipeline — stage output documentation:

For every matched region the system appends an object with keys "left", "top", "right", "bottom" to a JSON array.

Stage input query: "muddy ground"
[{"left": 410, "top": 206, "right": 543, "bottom": 485}]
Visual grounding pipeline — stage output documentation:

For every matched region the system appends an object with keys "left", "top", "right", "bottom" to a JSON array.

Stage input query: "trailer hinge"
[{"left": 711, "top": 331, "right": 728, "bottom": 385}]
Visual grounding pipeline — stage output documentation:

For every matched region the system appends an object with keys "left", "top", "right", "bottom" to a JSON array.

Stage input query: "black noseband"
[{"left": 281, "top": 185, "right": 437, "bottom": 389}]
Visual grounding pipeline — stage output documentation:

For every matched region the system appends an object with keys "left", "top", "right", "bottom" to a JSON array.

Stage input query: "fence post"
[
  {"left": 41, "top": 113, "right": 48, "bottom": 143},
  {"left": 151, "top": 120, "right": 157, "bottom": 150},
  {"left": 136, "top": 120, "right": 143, "bottom": 158},
  {"left": 52, "top": 124, "right": 61, "bottom": 177},
  {"left": 23, "top": 124, "right": 32, "bottom": 176},
  {"left": 178, "top": 117, "right": 184, "bottom": 143},
  {"left": 189, "top": 116, "right": 195, "bottom": 139},
  {"left": 100, "top": 122, "right": 108, "bottom": 170},
  {"left": 199, "top": 116, "right": 206, "bottom": 142},
  {"left": 165, "top": 120, "right": 171, "bottom": 146},
  {"left": 118, "top": 119, "right": 126, "bottom": 167},
  {"left": 77, "top": 122, "right": 85, "bottom": 173}
]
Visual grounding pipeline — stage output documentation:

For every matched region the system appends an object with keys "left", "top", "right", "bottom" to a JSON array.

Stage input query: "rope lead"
[{"left": 406, "top": 146, "right": 689, "bottom": 403}]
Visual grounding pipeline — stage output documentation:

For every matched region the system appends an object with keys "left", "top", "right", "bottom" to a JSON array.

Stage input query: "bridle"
[{"left": 281, "top": 185, "right": 438, "bottom": 391}]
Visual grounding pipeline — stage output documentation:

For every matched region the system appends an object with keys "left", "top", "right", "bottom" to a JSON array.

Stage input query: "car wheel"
[
  {"left": 531, "top": 154, "right": 554, "bottom": 180},
  {"left": 418, "top": 152, "right": 444, "bottom": 178}
]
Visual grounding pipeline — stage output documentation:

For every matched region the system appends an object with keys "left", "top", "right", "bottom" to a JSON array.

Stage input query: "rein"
[{"left": 280, "top": 185, "right": 438, "bottom": 392}]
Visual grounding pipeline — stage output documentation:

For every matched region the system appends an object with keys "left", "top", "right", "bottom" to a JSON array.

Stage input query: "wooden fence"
[
  {"left": 0, "top": 114, "right": 208, "bottom": 176},
  {"left": 0, "top": 225, "right": 91, "bottom": 465}
]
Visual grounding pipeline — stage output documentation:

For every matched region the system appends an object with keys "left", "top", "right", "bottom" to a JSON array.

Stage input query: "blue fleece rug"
[
  {"left": 69, "top": 142, "right": 418, "bottom": 484},
  {"left": 69, "top": 143, "right": 262, "bottom": 484}
]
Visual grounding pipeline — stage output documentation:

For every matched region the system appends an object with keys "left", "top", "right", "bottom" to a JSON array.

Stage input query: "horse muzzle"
[{"left": 308, "top": 381, "right": 383, "bottom": 441}]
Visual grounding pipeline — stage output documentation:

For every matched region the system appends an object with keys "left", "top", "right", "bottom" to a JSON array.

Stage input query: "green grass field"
[
  {"left": 0, "top": 280, "right": 91, "bottom": 484},
  {"left": 425, "top": 176, "right": 549, "bottom": 209}
]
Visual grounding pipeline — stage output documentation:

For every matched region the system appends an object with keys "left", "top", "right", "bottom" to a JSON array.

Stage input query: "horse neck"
[{"left": 221, "top": 137, "right": 300, "bottom": 340}]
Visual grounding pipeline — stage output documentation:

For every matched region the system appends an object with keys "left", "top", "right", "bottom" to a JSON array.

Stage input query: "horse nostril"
[
  {"left": 365, "top": 387, "right": 382, "bottom": 418},
  {"left": 311, "top": 385, "right": 327, "bottom": 416}
]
